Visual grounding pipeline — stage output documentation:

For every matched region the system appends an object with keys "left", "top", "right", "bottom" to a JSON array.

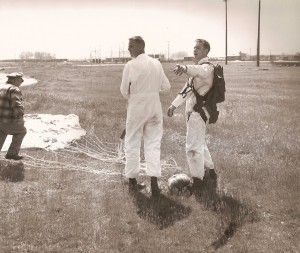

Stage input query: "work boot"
[
  {"left": 5, "top": 154, "right": 24, "bottom": 160},
  {"left": 128, "top": 178, "right": 146, "bottom": 193},
  {"left": 151, "top": 177, "right": 161, "bottom": 197},
  {"left": 203, "top": 169, "right": 218, "bottom": 193},
  {"left": 191, "top": 177, "right": 204, "bottom": 197}
]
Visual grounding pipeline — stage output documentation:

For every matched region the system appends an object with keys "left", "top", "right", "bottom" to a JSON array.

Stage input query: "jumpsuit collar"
[
  {"left": 196, "top": 57, "right": 209, "bottom": 65},
  {"left": 135, "top": 53, "right": 146, "bottom": 59}
]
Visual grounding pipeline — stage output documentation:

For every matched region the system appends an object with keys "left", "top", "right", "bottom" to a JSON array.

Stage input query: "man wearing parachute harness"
[
  {"left": 120, "top": 36, "right": 171, "bottom": 197},
  {"left": 167, "top": 39, "right": 218, "bottom": 196}
]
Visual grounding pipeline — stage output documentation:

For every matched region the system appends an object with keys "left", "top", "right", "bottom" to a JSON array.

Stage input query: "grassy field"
[{"left": 0, "top": 60, "right": 299, "bottom": 252}]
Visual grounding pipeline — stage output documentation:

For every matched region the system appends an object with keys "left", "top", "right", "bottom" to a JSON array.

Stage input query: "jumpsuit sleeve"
[
  {"left": 186, "top": 64, "right": 214, "bottom": 95},
  {"left": 171, "top": 81, "right": 193, "bottom": 108},
  {"left": 159, "top": 63, "right": 171, "bottom": 92},
  {"left": 10, "top": 87, "right": 24, "bottom": 118},
  {"left": 172, "top": 64, "right": 214, "bottom": 108},
  {"left": 185, "top": 64, "right": 213, "bottom": 79},
  {"left": 120, "top": 63, "right": 131, "bottom": 99}
]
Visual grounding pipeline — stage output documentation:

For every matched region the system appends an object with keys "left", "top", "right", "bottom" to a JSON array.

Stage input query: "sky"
[{"left": 0, "top": 0, "right": 299, "bottom": 60}]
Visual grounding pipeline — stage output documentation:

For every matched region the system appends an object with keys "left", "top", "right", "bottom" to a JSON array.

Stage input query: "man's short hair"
[
  {"left": 195, "top": 39, "right": 210, "bottom": 53},
  {"left": 129, "top": 36, "right": 145, "bottom": 49}
]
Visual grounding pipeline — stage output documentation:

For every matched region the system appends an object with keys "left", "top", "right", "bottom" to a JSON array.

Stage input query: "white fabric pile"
[
  {"left": 2, "top": 114, "right": 86, "bottom": 151},
  {"left": 0, "top": 73, "right": 38, "bottom": 86}
]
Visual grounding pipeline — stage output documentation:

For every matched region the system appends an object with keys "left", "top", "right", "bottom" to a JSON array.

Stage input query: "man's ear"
[{"left": 139, "top": 46, "right": 145, "bottom": 54}]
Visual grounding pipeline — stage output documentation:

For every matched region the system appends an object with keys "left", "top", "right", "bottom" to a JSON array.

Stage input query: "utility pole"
[
  {"left": 225, "top": 0, "right": 228, "bottom": 65},
  {"left": 167, "top": 41, "right": 170, "bottom": 61},
  {"left": 94, "top": 48, "right": 98, "bottom": 58},
  {"left": 92, "top": 47, "right": 98, "bottom": 63},
  {"left": 99, "top": 46, "right": 101, "bottom": 61},
  {"left": 257, "top": 0, "right": 261, "bottom": 67}
]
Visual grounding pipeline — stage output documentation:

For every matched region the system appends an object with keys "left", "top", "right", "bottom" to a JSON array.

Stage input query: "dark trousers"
[{"left": 0, "top": 122, "right": 27, "bottom": 156}]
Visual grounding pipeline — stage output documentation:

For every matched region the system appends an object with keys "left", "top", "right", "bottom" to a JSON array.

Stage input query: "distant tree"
[
  {"left": 34, "top": 51, "right": 55, "bottom": 60},
  {"left": 19, "top": 51, "right": 56, "bottom": 60},
  {"left": 19, "top": 51, "right": 34, "bottom": 60}
]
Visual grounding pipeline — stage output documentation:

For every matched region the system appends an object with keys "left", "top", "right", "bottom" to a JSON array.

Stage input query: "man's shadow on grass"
[
  {"left": 131, "top": 192, "right": 192, "bottom": 230},
  {"left": 195, "top": 179, "right": 259, "bottom": 250}
]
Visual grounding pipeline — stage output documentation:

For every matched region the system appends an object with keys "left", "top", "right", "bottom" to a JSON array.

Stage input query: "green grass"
[{"left": 0, "top": 61, "right": 299, "bottom": 252}]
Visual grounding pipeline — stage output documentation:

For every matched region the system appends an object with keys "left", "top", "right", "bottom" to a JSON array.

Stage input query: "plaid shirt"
[{"left": 0, "top": 84, "right": 25, "bottom": 123}]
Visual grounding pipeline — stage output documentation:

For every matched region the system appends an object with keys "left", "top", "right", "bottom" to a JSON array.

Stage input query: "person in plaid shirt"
[{"left": 0, "top": 72, "right": 27, "bottom": 160}]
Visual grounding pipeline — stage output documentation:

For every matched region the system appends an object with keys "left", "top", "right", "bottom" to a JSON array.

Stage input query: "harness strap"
[
  {"left": 178, "top": 81, "right": 192, "bottom": 98},
  {"left": 187, "top": 111, "right": 207, "bottom": 123},
  {"left": 190, "top": 62, "right": 214, "bottom": 123},
  {"left": 181, "top": 62, "right": 214, "bottom": 123},
  {"left": 199, "top": 109, "right": 208, "bottom": 123}
]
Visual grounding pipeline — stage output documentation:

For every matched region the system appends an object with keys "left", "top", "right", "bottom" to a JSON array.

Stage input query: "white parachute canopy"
[
  {"left": 1, "top": 114, "right": 86, "bottom": 151},
  {"left": 0, "top": 73, "right": 86, "bottom": 151},
  {"left": 0, "top": 73, "right": 38, "bottom": 86}
]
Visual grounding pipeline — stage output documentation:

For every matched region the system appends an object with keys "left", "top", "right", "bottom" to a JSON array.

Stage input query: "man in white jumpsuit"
[
  {"left": 167, "top": 39, "right": 217, "bottom": 195},
  {"left": 120, "top": 36, "right": 170, "bottom": 196}
]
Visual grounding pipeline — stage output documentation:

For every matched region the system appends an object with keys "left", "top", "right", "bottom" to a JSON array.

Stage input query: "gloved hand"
[
  {"left": 167, "top": 105, "right": 176, "bottom": 117},
  {"left": 173, "top": 64, "right": 187, "bottom": 76}
]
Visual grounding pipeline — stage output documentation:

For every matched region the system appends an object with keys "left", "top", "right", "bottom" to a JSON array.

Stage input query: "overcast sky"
[{"left": 0, "top": 0, "right": 299, "bottom": 59}]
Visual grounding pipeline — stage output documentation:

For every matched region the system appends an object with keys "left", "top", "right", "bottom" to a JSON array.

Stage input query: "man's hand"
[
  {"left": 173, "top": 64, "right": 187, "bottom": 76},
  {"left": 167, "top": 105, "right": 176, "bottom": 117}
]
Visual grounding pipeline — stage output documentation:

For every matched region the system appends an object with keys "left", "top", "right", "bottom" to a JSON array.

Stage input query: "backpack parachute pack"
[{"left": 192, "top": 62, "right": 226, "bottom": 124}]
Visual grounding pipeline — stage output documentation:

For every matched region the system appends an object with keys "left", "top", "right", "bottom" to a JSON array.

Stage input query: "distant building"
[
  {"left": 227, "top": 55, "right": 241, "bottom": 61},
  {"left": 104, "top": 57, "right": 131, "bottom": 63},
  {"left": 103, "top": 54, "right": 165, "bottom": 63},
  {"left": 148, "top": 54, "right": 165, "bottom": 61},
  {"left": 0, "top": 59, "right": 68, "bottom": 62},
  {"left": 183, "top": 57, "right": 194, "bottom": 62},
  {"left": 184, "top": 56, "right": 221, "bottom": 62},
  {"left": 91, "top": 59, "right": 102, "bottom": 63}
]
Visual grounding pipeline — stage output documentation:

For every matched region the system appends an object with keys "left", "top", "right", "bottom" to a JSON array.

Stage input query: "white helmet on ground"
[{"left": 168, "top": 173, "right": 192, "bottom": 195}]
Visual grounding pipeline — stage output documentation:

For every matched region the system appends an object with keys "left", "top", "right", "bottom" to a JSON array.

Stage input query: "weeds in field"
[
  {"left": 22, "top": 134, "right": 180, "bottom": 181},
  {"left": 1, "top": 62, "right": 299, "bottom": 252}
]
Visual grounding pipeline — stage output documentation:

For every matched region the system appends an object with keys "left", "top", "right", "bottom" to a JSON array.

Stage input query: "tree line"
[{"left": 19, "top": 51, "right": 56, "bottom": 60}]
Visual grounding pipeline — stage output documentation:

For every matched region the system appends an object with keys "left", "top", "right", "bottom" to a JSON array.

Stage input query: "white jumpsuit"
[
  {"left": 120, "top": 54, "right": 170, "bottom": 178},
  {"left": 171, "top": 57, "right": 214, "bottom": 180}
]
